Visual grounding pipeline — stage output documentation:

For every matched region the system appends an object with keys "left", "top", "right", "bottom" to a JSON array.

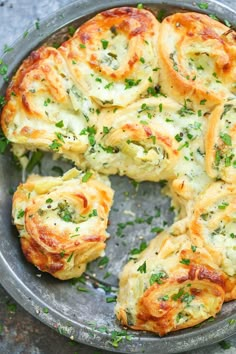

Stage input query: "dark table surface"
[{"left": 0, "top": 0, "right": 236, "bottom": 353}]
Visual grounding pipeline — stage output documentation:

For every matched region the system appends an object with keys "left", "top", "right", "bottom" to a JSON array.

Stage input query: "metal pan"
[{"left": 0, "top": 1, "right": 236, "bottom": 352}]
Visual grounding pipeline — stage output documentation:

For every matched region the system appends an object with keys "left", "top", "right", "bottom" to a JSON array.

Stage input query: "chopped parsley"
[
  {"left": 218, "top": 202, "right": 229, "bottom": 210},
  {"left": 177, "top": 100, "right": 194, "bottom": 116},
  {"left": 76, "top": 286, "right": 89, "bottom": 292},
  {"left": 3, "top": 44, "right": 13, "bottom": 53},
  {"left": 0, "top": 129, "right": 9, "bottom": 154},
  {"left": 130, "top": 241, "right": 147, "bottom": 255},
  {"left": 220, "top": 133, "right": 232, "bottom": 146},
  {"left": 55, "top": 120, "right": 64, "bottom": 128},
  {"left": 0, "top": 62, "right": 8, "bottom": 76},
  {"left": 149, "top": 271, "right": 168, "bottom": 285},
  {"left": 67, "top": 252, "right": 74, "bottom": 262},
  {"left": 197, "top": 2, "right": 208, "bottom": 10},
  {"left": 228, "top": 319, "right": 236, "bottom": 325},
  {"left": 125, "top": 78, "right": 141, "bottom": 89},
  {"left": 101, "top": 39, "right": 109, "bottom": 50},
  {"left": 17, "top": 209, "right": 25, "bottom": 219},
  {"left": 157, "top": 9, "right": 166, "bottom": 22},
  {"left": 80, "top": 126, "right": 96, "bottom": 146},
  {"left": 43, "top": 307, "right": 49, "bottom": 314},
  {"left": 137, "top": 261, "right": 147, "bottom": 273},
  {"left": 102, "top": 126, "right": 112, "bottom": 136},
  {"left": 109, "top": 330, "right": 133, "bottom": 348},
  {"left": 180, "top": 258, "right": 190, "bottom": 265},
  {"left": 43, "top": 98, "right": 51, "bottom": 106},
  {"left": 159, "top": 295, "right": 169, "bottom": 301},
  {"left": 137, "top": 3, "right": 143, "bottom": 9},
  {"left": 82, "top": 171, "right": 93, "bottom": 183},
  {"left": 88, "top": 209, "right": 98, "bottom": 217},
  {"left": 55, "top": 132, "right": 64, "bottom": 142},
  {"left": 57, "top": 201, "right": 74, "bottom": 222},
  {"left": 151, "top": 226, "right": 164, "bottom": 234},
  {"left": 181, "top": 293, "right": 195, "bottom": 305},
  {"left": 106, "top": 296, "right": 117, "bottom": 303},
  {"left": 172, "top": 288, "right": 185, "bottom": 301},
  {"left": 224, "top": 19, "right": 231, "bottom": 28},
  {"left": 35, "top": 20, "right": 40, "bottom": 30},
  {"left": 0, "top": 95, "right": 6, "bottom": 108},
  {"left": 219, "top": 340, "right": 231, "bottom": 350},
  {"left": 104, "top": 82, "right": 113, "bottom": 89},
  {"left": 68, "top": 25, "right": 76, "bottom": 37},
  {"left": 98, "top": 256, "right": 109, "bottom": 267},
  {"left": 49, "top": 140, "right": 62, "bottom": 151},
  {"left": 175, "top": 134, "right": 183, "bottom": 142}
]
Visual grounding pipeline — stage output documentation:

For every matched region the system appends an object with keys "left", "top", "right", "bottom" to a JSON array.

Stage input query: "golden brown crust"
[
  {"left": 59, "top": 7, "right": 160, "bottom": 107},
  {"left": 12, "top": 169, "right": 114, "bottom": 280},
  {"left": 189, "top": 181, "right": 236, "bottom": 299},
  {"left": 1, "top": 46, "right": 97, "bottom": 164},
  {"left": 158, "top": 13, "right": 236, "bottom": 109},
  {"left": 116, "top": 232, "right": 226, "bottom": 336}
]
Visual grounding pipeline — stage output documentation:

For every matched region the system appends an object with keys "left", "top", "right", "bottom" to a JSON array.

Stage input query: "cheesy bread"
[{"left": 0, "top": 6, "right": 235, "bottom": 337}]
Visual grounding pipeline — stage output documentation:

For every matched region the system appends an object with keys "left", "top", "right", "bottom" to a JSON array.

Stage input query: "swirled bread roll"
[
  {"left": 189, "top": 181, "right": 236, "bottom": 282},
  {"left": 85, "top": 97, "right": 207, "bottom": 182},
  {"left": 205, "top": 99, "right": 236, "bottom": 183},
  {"left": 12, "top": 168, "right": 114, "bottom": 280},
  {"left": 1, "top": 46, "right": 98, "bottom": 164},
  {"left": 158, "top": 13, "right": 236, "bottom": 109},
  {"left": 59, "top": 7, "right": 160, "bottom": 107},
  {"left": 116, "top": 232, "right": 226, "bottom": 336}
]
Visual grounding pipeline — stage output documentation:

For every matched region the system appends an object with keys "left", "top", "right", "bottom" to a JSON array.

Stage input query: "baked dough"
[
  {"left": 189, "top": 181, "right": 236, "bottom": 297},
  {"left": 205, "top": 99, "right": 236, "bottom": 183},
  {"left": 1, "top": 7, "right": 236, "bottom": 336},
  {"left": 12, "top": 168, "right": 114, "bottom": 280},
  {"left": 158, "top": 13, "right": 236, "bottom": 109},
  {"left": 1, "top": 46, "right": 98, "bottom": 165},
  {"left": 115, "top": 232, "right": 226, "bottom": 335},
  {"left": 85, "top": 96, "right": 191, "bottom": 181},
  {"left": 59, "top": 7, "right": 160, "bottom": 107}
]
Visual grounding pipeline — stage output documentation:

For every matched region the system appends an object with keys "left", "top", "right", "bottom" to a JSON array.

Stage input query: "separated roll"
[{"left": 12, "top": 168, "right": 114, "bottom": 280}]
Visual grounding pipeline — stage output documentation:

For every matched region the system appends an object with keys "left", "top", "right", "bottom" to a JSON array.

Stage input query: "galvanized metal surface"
[{"left": 0, "top": 1, "right": 236, "bottom": 353}]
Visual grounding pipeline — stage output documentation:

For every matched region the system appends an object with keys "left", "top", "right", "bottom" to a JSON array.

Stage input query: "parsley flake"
[{"left": 137, "top": 261, "right": 147, "bottom": 273}]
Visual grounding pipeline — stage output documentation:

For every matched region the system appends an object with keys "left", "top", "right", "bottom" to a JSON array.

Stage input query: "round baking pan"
[{"left": 0, "top": 1, "right": 236, "bottom": 353}]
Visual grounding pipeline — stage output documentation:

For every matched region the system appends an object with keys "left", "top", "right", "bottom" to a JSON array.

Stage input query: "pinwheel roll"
[
  {"left": 59, "top": 7, "right": 160, "bottom": 107},
  {"left": 116, "top": 232, "right": 226, "bottom": 336},
  {"left": 85, "top": 96, "right": 208, "bottom": 182},
  {"left": 1, "top": 46, "right": 98, "bottom": 164},
  {"left": 189, "top": 181, "right": 236, "bottom": 282},
  {"left": 12, "top": 168, "right": 114, "bottom": 280},
  {"left": 158, "top": 13, "right": 236, "bottom": 109},
  {"left": 205, "top": 99, "right": 236, "bottom": 183}
]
